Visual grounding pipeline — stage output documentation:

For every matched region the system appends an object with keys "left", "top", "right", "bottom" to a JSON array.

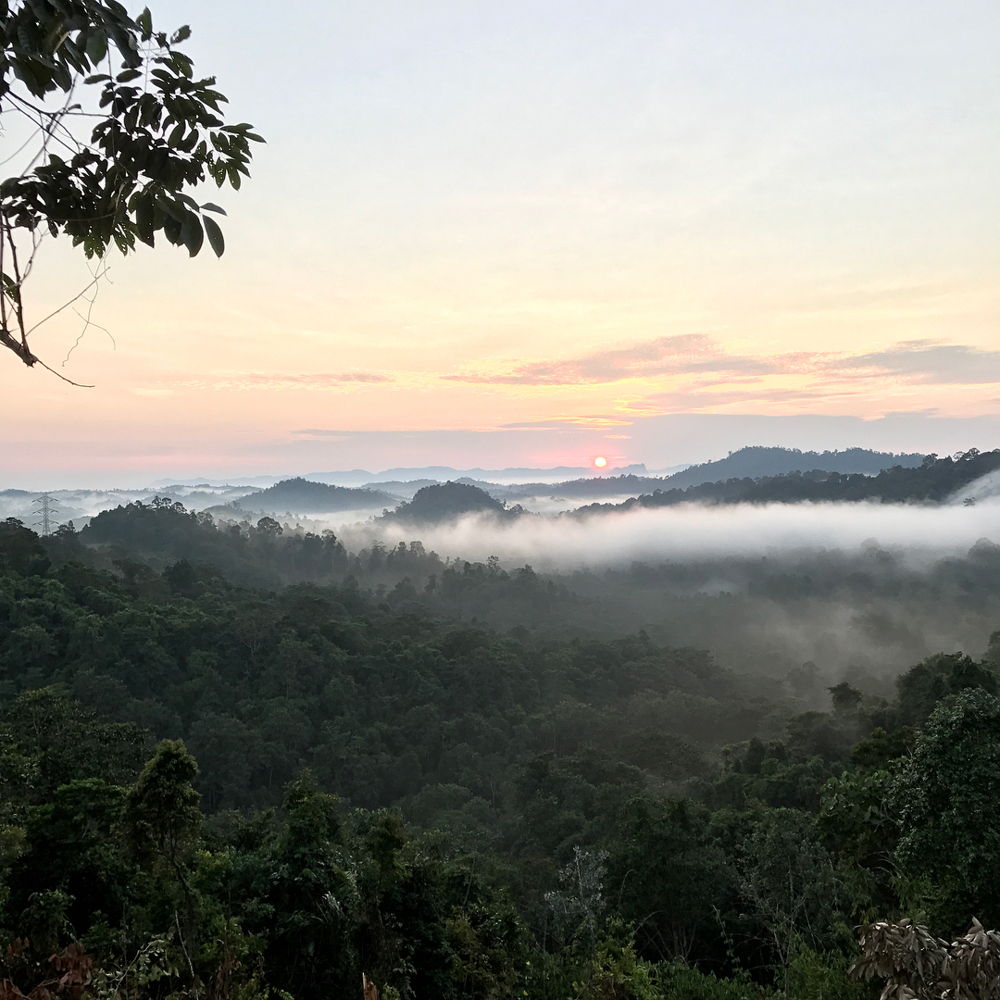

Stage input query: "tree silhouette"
[{"left": 1, "top": 0, "right": 262, "bottom": 374}]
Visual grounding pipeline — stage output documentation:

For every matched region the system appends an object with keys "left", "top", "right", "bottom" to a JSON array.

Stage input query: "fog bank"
[{"left": 346, "top": 499, "right": 1000, "bottom": 570}]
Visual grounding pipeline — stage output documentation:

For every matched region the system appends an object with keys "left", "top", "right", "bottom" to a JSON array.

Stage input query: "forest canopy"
[{"left": 1, "top": 500, "right": 999, "bottom": 998}]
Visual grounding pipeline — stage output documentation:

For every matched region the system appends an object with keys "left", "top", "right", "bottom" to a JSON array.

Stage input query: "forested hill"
[
  {"left": 661, "top": 445, "right": 925, "bottom": 489},
  {"left": 1, "top": 512, "right": 1000, "bottom": 997},
  {"left": 247, "top": 477, "right": 395, "bottom": 512},
  {"left": 63, "top": 487, "right": 1000, "bottom": 680},
  {"left": 578, "top": 448, "right": 1000, "bottom": 513},
  {"left": 380, "top": 480, "right": 512, "bottom": 524}
]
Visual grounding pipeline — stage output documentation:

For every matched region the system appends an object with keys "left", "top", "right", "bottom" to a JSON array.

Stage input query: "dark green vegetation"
[
  {"left": 71, "top": 484, "right": 1000, "bottom": 682},
  {"left": 1, "top": 506, "right": 999, "bottom": 999},
  {"left": 659, "top": 446, "right": 925, "bottom": 491},
  {"left": 386, "top": 449, "right": 928, "bottom": 505},
  {"left": 1, "top": 0, "right": 261, "bottom": 368},
  {"left": 381, "top": 481, "right": 513, "bottom": 524},
  {"left": 245, "top": 478, "right": 396, "bottom": 515},
  {"left": 579, "top": 448, "right": 1000, "bottom": 512}
]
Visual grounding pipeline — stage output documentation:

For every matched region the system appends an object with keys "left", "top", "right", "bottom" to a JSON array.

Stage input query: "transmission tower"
[{"left": 32, "top": 493, "right": 59, "bottom": 535}]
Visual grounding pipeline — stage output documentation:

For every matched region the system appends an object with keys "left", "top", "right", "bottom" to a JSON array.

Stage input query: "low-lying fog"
[
  {"left": 321, "top": 499, "right": 1000, "bottom": 693},
  {"left": 341, "top": 499, "right": 1000, "bottom": 569},
  {"left": 8, "top": 482, "right": 1000, "bottom": 695}
]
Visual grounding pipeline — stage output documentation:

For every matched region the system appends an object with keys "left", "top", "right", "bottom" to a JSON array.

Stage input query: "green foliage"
[
  {"left": 0, "top": 509, "right": 996, "bottom": 995},
  {"left": 853, "top": 917, "right": 1000, "bottom": 1000},
  {"left": 785, "top": 945, "right": 869, "bottom": 1000},
  {"left": 894, "top": 652, "right": 997, "bottom": 727},
  {"left": 607, "top": 797, "right": 733, "bottom": 964},
  {"left": 890, "top": 689, "right": 1000, "bottom": 930},
  {"left": 574, "top": 932, "right": 661, "bottom": 1000},
  {"left": 657, "top": 962, "right": 777, "bottom": 999},
  {"left": 385, "top": 481, "right": 510, "bottom": 524},
  {"left": 0, "top": 518, "right": 50, "bottom": 575},
  {"left": 737, "top": 808, "right": 842, "bottom": 981},
  {"left": 124, "top": 739, "right": 201, "bottom": 869},
  {"left": 580, "top": 449, "right": 1000, "bottom": 512},
  {"left": 0, "top": 0, "right": 262, "bottom": 366},
  {"left": 544, "top": 845, "right": 609, "bottom": 948},
  {"left": 0, "top": 689, "right": 147, "bottom": 800}
]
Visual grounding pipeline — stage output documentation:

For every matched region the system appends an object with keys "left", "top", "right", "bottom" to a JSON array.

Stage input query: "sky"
[{"left": 2, "top": 0, "right": 999, "bottom": 486}]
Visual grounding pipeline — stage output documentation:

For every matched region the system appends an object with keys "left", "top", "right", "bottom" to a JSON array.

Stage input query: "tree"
[
  {"left": 124, "top": 738, "right": 201, "bottom": 874},
  {"left": 1, "top": 0, "right": 262, "bottom": 372},
  {"left": 738, "top": 809, "right": 841, "bottom": 989},
  {"left": 889, "top": 689, "right": 1000, "bottom": 929},
  {"left": 828, "top": 681, "right": 863, "bottom": 714},
  {"left": 0, "top": 517, "right": 50, "bottom": 575},
  {"left": 608, "top": 797, "right": 732, "bottom": 963},
  {"left": 853, "top": 917, "right": 1000, "bottom": 1000},
  {"left": 544, "top": 845, "right": 609, "bottom": 950}
]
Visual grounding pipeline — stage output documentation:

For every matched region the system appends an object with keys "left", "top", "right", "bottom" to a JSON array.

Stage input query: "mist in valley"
[
  {"left": 296, "top": 495, "right": 1000, "bottom": 695},
  {"left": 12, "top": 458, "right": 1000, "bottom": 701},
  {"left": 357, "top": 496, "right": 1000, "bottom": 567},
  {"left": 4, "top": 0, "right": 999, "bottom": 989}
]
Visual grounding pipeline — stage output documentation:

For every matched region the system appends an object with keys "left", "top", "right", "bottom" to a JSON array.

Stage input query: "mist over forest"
[
  {"left": 3, "top": 0, "right": 999, "bottom": 994},
  {"left": 11, "top": 446, "right": 1000, "bottom": 685},
  {"left": 4, "top": 442, "right": 1000, "bottom": 1000}
]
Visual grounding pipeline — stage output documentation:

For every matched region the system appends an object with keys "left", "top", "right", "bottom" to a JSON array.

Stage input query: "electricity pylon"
[{"left": 32, "top": 493, "right": 59, "bottom": 535}]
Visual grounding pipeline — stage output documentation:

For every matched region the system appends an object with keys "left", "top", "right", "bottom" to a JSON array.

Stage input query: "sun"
[{"left": 593, "top": 456, "right": 608, "bottom": 469}]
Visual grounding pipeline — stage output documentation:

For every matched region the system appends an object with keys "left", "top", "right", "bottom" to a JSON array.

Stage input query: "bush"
[
  {"left": 786, "top": 946, "right": 871, "bottom": 999},
  {"left": 657, "top": 963, "right": 778, "bottom": 1000}
]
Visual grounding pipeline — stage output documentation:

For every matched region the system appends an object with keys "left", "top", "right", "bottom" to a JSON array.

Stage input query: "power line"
[{"left": 32, "top": 493, "right": 59, "bottom": 535}]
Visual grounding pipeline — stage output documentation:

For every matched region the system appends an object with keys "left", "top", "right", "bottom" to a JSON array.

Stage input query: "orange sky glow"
[{"left": 1, "top": 1, "right": 998, "bottom": 485}]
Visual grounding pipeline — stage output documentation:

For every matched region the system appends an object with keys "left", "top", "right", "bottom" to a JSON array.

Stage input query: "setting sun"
[{"left": 593, "top": 456, "right": 608, "bottom": 468}]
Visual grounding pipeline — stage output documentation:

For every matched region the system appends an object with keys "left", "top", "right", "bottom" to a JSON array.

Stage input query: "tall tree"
[
  {"left": 890, "top": 689, "right": 1000, "bottom": 930},
  {"left": 124, "top": 738, "right": 201, "bottom": 874}
]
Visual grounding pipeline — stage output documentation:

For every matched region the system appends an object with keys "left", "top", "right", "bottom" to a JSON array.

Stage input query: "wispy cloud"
[
  {"left": 144, "top": 372, "right": 392, "bottom": 392},
  {"left": 444, "top": 334, "right": 777, "bottom": 386},
  {"left": 502, "top": 415, "right": 633, "bottom": 429},
  {"left": 442, "top": 334, "right": 1000, "bottom": 399},
  {"left": 828, "top": 341, "right": 1000, "bottom": 385},
  {"left": 638, "top": 384, "right": 864, "bottom": 413}
]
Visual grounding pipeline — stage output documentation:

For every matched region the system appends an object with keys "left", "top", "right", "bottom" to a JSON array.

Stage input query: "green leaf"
[
  {"left": 85, "top": 30, "right": 108, "bottom": 65},
  {"left": 134, "top": 195, "right": 155, "bottom": 247},
  {"left": 136, "top": 8, "right": 153, "bottom": 39},
  {"left": 203, "top": 216, "right": 224, "bottom": 257},
  {"left": 200, "top": 202, "right": 227, "bottom": 216},
  {"left": 162, "top": 214, "right": 183, "bottom": 245},
  {"left": 154, "top": 192, "right": 182, "bottom": 221},
  {"left": 170, "top": 25, "right": 192, "bottom": 45},
  {"left": 181, "top": 213, "right": 204, "bottom": 257}
]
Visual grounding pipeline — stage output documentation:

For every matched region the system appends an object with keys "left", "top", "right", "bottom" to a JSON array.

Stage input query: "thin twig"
[
  {"left": 64, "top": 263, "right": 116, "bottom": 364},
  {"left": 0, "top": 214, "right": 7, "bottom": 333},
  {"left": 25, "top": 259, "right": 110, "bottom": 336},
  {"left": 7, "top": 102, "right": 82, "bottom": 159},
  {"left": 33, "top": 355, "right": 95, "bottom": 387},
  {"left": 6, "top": 90, "right": 106, "bottom": 119},
  {"left": 3, "top": 218, "right": 29, "bottom": 352},
  {"left": 0, "top": 126, "right": 47, "bottom": 168}
]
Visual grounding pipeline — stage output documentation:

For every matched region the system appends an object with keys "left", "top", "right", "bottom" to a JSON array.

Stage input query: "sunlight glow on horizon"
[{"left": 1, "top": 0, "right": 997, "bottom": 484}]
